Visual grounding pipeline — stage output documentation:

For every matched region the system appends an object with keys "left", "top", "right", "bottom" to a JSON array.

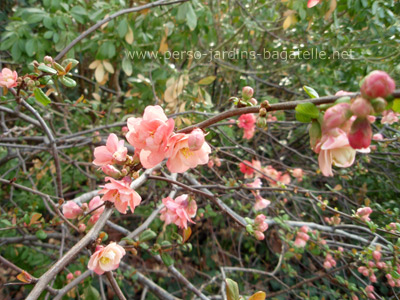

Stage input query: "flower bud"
[
  {"left": 372, "top": 133, "right": 383, "bottom": 141},
  {"left": 324, "top": 103, "right": 351, "bottom": 129},
  {"left": 44, "top": 56, "right": 53, "bottom": 64},
  {"left": 248, "top": 98, "right": 258, "bottom": 105},
  {"left": 256, "top": 117, "right": 267, "bottom": 128},
  {"left": 254, "top": 230, "right": 265, "bottom": 240},
  {"left": 348, "top": 118, "right": 372, "bottom": 149},
  {"left": 242, "top": 86, "right": 254, "bottom": 100},
  {"left": 67, "top": 273, "right": 74, "bottom": 280},
  {"left": 361, "top": 70, "right": 396, "bottom": 99},
  {"left": 78, "top": 223, "right": 86, "bottom": 232},
  {"left": 388, "top": 279, "right": 396, "bottom": 287},
  {"left": 207, "top": 160, "right": 214, "bottom": 168},
  {"left": 350, "top": 97, "right": 372, "bottom": 118},
  {"left": 372, "top": 250, "right": 381, "bottom": 261},
  {"left": 368, "top": 261, "right": 375, "bottom": 268},
  {"left": 371, "top": 97, "right": 387, "bottom": 113},
  {"left": 188, "top": 128, "right": 205, "bottom": 151},
  {"left": 370, "top": 274, "right": 377, "bottom": 283},
  {"left": 101, "top": 165, "right": 122, "bottom": 178},
  {"left": 74, "top": 270, "right": 82, "bottom": 277},
  {"left": 323, "top": 261, "right": 332, "bottom": 269},
  {"left": 261, "top": 100, "right": 270, "bottom": 109},
  {"left": 62, "top": 201, "right": 83, "bottom": 219}
]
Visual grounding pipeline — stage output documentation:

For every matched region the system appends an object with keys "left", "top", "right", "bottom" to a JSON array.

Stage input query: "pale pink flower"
[
  {"left": 126, "top": 105, "right": 174, "bottom": 168},
  {"left": 279, "top": 173, "right": 291, "bottom": 185},
  {"left": 315, "top": 128, "right": 356, "bottom": 177},
  {"left": 238, "top": 114, "right": 256, "bottom": 140},
  {"left": 381, "top": 110, "right": 399, "bottom": 125},
  {"left": 254, "top": 194, "right": 271, "bottom": 211},
  {"left": 166, "top": 133, "right": 211, "bottom": 173},
  {"left": 292, "top": 168, "right": 304, "bottom": 181},
  {"left": 372, "top": 133, "right": 383, "bottom": 141},
  {"left": 88, "top": 242, "right": 126, "bottom": 275},
  {"left": 262, "top": 165, "right": 281, "bottom": 185},
  {"left": 99, "top": 177, "right": 142, "bottom": 214},
  {"left": 160, "top": 195, "right": 197, "bottom": 229},
  {"left": 62, "top": 201, "right": 83, "bottom": 219},
  {"left": 356, "top": 207, "right": 372, "bottom": 222},
  {"left": 0, "top": 68, "right": 18, "bottom": 89},
  {"left": 88, "top": 196, "right": 105, "bottom": 225},
  {"left": 93, "top": 134, "right": 128, "bottom": 166},
  {"left": 246, "top": 178, "right": 262, "bottom": 189}
]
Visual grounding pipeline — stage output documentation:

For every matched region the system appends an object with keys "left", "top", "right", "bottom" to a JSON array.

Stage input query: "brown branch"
[{"left": 105, "top": 271, "right": 127, "bottom": 300}]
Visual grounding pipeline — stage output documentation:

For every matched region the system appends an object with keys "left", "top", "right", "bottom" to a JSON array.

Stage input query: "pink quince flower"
[
  {"left": 361, "top": 70, "right": 395, "bottom": 99},
  {"left": 88, "top": 196, "right": 105, "bottom": 225},
  {"left": 381, "top": 110, "right": 399, "bottom": 125},
  {"left": 93, "top": 134, "right": 128, "bottom": 166},
  {"left": 99, "top": 177, "right": 142, "bottom": 214},
  {"left": 253, "top": 214, "right": 269, "bottom": 240},
  {"left": 0, "top": 68, "right": 18, "bottom": 89},
  {"left": 166, "top": 133, "right": 211, "bottom": 173},
  {"left": 356, "top": 207, "right": 372, "bottom": 222},
  {"left": 292, "top": 168, "right": 304, "bottom": 181},
  {"left": 88, "top": 242, "right": 126, "bottom": 275},
  {"left": 239, "top": 160, "right": 254, "bottom": 177},
  {"left": 126, "top": 105, "right": 174, "bottom": 168},
  {"left": 315, "top": 128, "right": 356, "bottom": 177},
  {"left": 254, "top": 194, "right": 271, "bottom": 211},
  {"left": 62, "top": 201, "right": 83, "bottom": 219},
  {"left": 238, "top": 113, "right": 256, "bottom": 140},
  {"left": 307, "top": 0, "right": 321, "bottom": 8},
  {"left": 160, "top": 195, "right": 197, "bottom": 229},
  {"left": 279, "top": 173, "right": 291, "bottom": 185}
]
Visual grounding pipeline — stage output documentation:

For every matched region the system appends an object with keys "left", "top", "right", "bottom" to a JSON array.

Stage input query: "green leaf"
[
  {"left": 43, "top": 31, "right": 53, "bottom": 39},
  {"left": 117, "top": 19, "right": 129, "bottom": 38},
  {"left": 186, "top": 3, "right": 197, "bottom": 31},
  {"left": 392, "top": 99, "right": 400, "bottom": 113},
  {"left": 38, "top": 64, "right": 57, "bottom": 75},
  {"left": 35, "top": 230, "right": 47, "bottom": 240},
  {"left": 161, "top": 252, "right": 174, "bottom": 267},
  {"left": 303, "top": 86, "right": 319, "bottom": 98},
  {"left": 198, "top": 76, "right": 216, "bottom": 85},
  {"left": 122, "top": 56, "right": 133, "bottom": 76},
  {"left": 83, "top": 286, "right": 100, "bottom": 300},
  {"left": 295, "top": 103, "right": 319, "bottom": 123},
  {"left": 33, "top": 88, "right": 51, "bottom": 106},
  {"left": 139, "top": 229, "right": 157, "bottom": 242},
  {"left": 59, "top": 76, "right": 77, "bottom": 88},
  {"left": 226, "top": 278, "right": 240, "bottom": 300},
  {"left": 25, "top": 39, "right": 37, "bottom": 57}
]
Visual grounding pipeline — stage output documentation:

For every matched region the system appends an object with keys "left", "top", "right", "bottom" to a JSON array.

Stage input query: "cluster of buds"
[
  {"left": 230, "top": 86, "right": 257, "bottom": 108},
  {"left": 66, "top": 270, "right": 82, "bottom": 281},
  {"left": 324, "top": 215, "right": 341, "bottom": 225},
  {"left": 245, "top": 214, "right": 269, "bottom": 240},
  {"left": 323, "top": 253, "right": 337, "bottom": 269},
  {"left": 62, "top": 196, "right": 105, "bottom": 228},
  {"left": 294, "top": 226, "right": 310, "bottom": 248},
  {"left": 355, "top": 207, "right": 373, "bottom": 222}
]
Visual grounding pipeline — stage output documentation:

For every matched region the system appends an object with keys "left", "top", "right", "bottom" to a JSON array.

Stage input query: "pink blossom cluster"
[
  {"left": 246, "top": 178, "right": 271, "bottom": 211},
  {"left": 66, "top": 270, "right": 82, "bottom": 281},
  {"left": 160, "top": 195, "right": 197, "bottom": 229},
  {"left": 238, "top": 113, "right": 256, "bottom": 139},
  {"left": 314, "top": 71, "right": 396, "bottom": 176},
  {"left": 323, "top": 253, "right": 337, "bottom": 269},
  {"left": 294, "top": 226, "right": 310, "bottom": 248},
  {"left": 126, "top": 106, "right": 211, "bottom": 173},
  {"left": 324, "top": 215, "right": 341, "bottom": 225},
  {"left": 253, "top": 214, "right": 269, "bottom": 240},
  {"left": 62, "top": 196, "right": 105, "bottom": 226},
  {"left": 365, "top": 285, "right": 376, "bottom": 299},
  {"left": 356, "top": 207, "right": 373, "bottom": 222}
]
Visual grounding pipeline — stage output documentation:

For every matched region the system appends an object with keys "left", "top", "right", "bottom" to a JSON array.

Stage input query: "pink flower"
[
  {"left": 188, "top": 128, "right": 205, "bottom": 151},
  {"left": 292, "top": 168, "right": 304, "bottom": 181},
  {"left": 348, "top": 118, "right": 372, "bottom": 149},
  {"left": 372, "top": 133, "right": 383, "bottom": 141},
  {"left": 323, "top": 103, "right": 351, "bottom": 130},
  {"left": 0, "top": 68, "right": 18, "bottom": 89},
  {"left": 315, "top": 128, "right": 356, "bottom": 177},
  {"left": 160, "top": 195, "right": 197, "bottom": 229},
  {"left": 307, "top": 0, "right": 321, "bottom": 8},
  {"left": 166, "top": 133, "right": 211, "bottom": 173},
  {"left": 126, "top": 105, "right": 174, "bottom": 168},
  {"left": 246, "top": 178, "right": 262, "bottom": 189},
  {"left": 87, "top": 242, "right": 126, "bottom": 275},
  {"left": 238, "top": 114, "right": 256, "bottom": 140},
  {"left": 356, "top": 207, "right": 372, "bottom": 222},
  {"left": 279, "top": 173, "right": 291, "bottom": 185},
  {"left": 93, "top": 134, "right": 128, "bottom": 166},
  {"left": 62, "top": 201, "right": 83, "bottom": 219},
  {"left": 381, "top": 110, "right": 399, "bottom": 124},
  {"left": 88, "top": 196, "right": 105, "bottom": 225},
  {"left": 361, "top": 70, "right": 395, "bottom": 99},
  {"left": 99, "top": 177, "right": 142, "bottom": 214},
  {"left": 262, "top": 165, "right": 280, "bottom": 185},
  {"left": 254, "top": 194, "right": 271, "bottom": 211},
  {"left": 239, "top": 160, "right": 254, "bottom": 177}
]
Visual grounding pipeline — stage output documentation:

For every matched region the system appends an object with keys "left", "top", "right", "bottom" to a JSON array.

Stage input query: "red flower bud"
[
  {"left": 350, "top": 97, "right": 372, "bottom": 118},
  {"left": 361, "top": 70, "right": 395, "bottom": 99},
  {"left": 348, "top": 118, "right": 372, "bottom": 149}
]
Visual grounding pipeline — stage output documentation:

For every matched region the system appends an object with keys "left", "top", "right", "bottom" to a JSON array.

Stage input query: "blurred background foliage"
[{"left": 1, "top": 0, "right": 400, "bottom": 299}]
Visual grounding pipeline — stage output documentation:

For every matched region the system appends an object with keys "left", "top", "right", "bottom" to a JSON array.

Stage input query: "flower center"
[
  {"left": 180, "top": 147, "right": 193, "bottom": 158},
  {"left": 100, "top": 257, "right": 111, "bottom": 265}
]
